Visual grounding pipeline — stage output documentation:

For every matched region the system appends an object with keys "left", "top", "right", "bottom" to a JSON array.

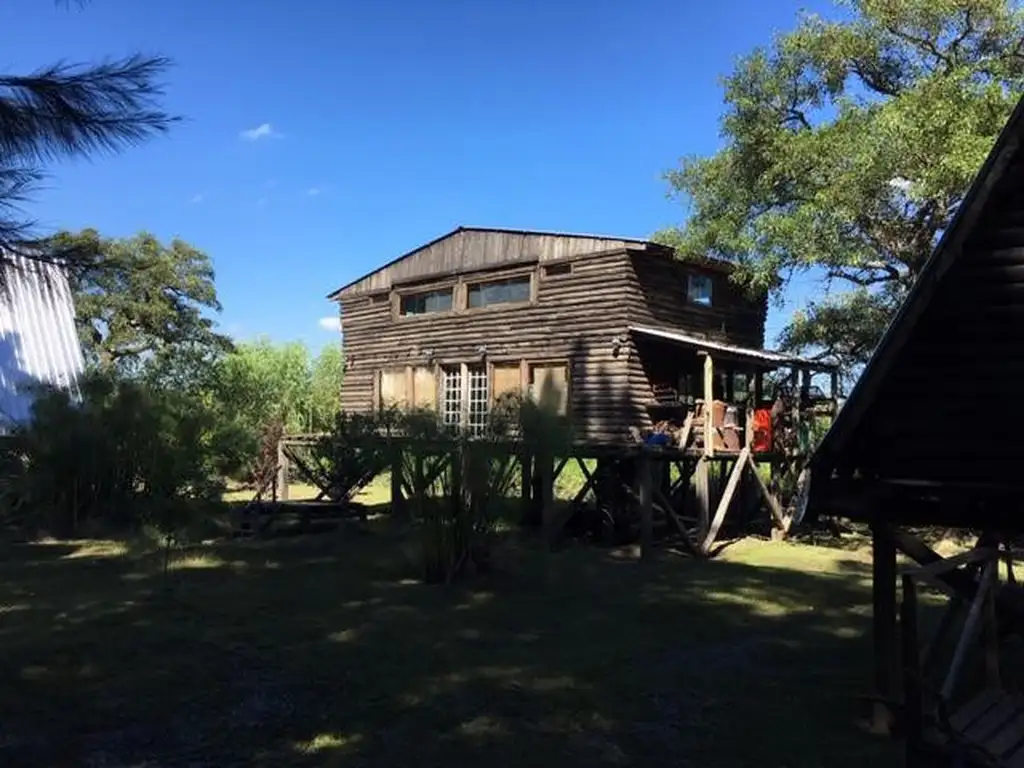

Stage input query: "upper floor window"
[
  {"left": 400, "top": 287, "right": 453, "bottom": 316},
  {"left": 468, "top": 275, "right": 531, "bottom": 309},
  {"left": 687, "top": 273, "right": 713, "bottom": 306}
]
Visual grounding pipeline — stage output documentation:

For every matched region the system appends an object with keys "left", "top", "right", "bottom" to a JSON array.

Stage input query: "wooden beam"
[
  {"left": 276, "top": 438, "right": 290, "bottom": 502},
  {"left": 638, "top": 453, "right": 653, "bottom": 560},
  {"left": 677, "top": 411, "right": 694, "bottom": 451},
  {"left": 942, "top": 560, "right": 998, "bottom": 700},
  {"left": 390, "top": 443, "right": 405, "bottom": 517},
  {"left": 701, "top": 447, "right": 749, "bottom": 554},
  {"left": 900, "top": 573, "right": 924, "bottom": 762},
  {"left": 984, "top": 559, "right": 1001, "bottom": 689},
  {"left": 703, "top": 353, "right": 715, "bottom": 458},
  {"left": 539, "top": 454, "right": 555, "bottom": 547},
  {"left": 655, "top": 487, "right": 699, "bottom": 556},
  {"left": 694, "top": 458, "right": 711, "bottom": 543},
  {"left": 745, "top": 452, "right": 786, "bottom": 530},
  {"left": 871, "top": 520, "right": 898, "bottom": 735},
  {"left": 519, "top": 449, "right": 533, "bottom": 526}
]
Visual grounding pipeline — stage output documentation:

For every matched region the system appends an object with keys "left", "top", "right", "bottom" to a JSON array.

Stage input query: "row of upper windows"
[
  {"left": 396, "top": 268, "right": 715, "bottom": 317},
  {"left": 399, "top": 274, "right": 534, "bottom": 316}
]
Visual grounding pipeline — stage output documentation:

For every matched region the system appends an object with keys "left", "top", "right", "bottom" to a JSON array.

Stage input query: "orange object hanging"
[{"left": 751, "top": 408, "right": 773, "bottom": 453}]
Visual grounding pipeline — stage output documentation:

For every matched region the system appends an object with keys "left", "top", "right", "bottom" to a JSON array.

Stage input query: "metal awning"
[{"left": 628, "top": 325, "right": 832, "bottom": 370}]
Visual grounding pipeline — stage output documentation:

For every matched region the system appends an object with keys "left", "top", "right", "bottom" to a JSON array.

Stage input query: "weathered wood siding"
[
  {"left": 836, "top": 146, "right": 1024, "bottom": 485},
  {"left": 338, "top": 229, "right": 648, "bottom": 297},
  {"left": 621, "top": 252, "right": 768, "bottom": 431},
  {"left": 337, "top": 235, "right": 768, "bottom": 446},
  {"left": 340, "top": 250, "right": 640, "bottom": 444}
]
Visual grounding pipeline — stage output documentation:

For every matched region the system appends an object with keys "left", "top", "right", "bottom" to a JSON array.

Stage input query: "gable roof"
[
  {"left": 327, "top": 226, "right": 730, "bottom": 300},
  {"left": 808, "top": 94, "right": 1024, "bottom": 521}
]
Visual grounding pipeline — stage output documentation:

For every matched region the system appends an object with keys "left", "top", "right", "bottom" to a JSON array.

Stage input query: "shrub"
[
  {"left": 0, "top": 373, "right": 226, "bottom": 538},
  {"left": 308, "top": 408, "right": 398, "bottom": 502},
  {"left": 405, "top": 394, "right": 545, "bottom": 583}
]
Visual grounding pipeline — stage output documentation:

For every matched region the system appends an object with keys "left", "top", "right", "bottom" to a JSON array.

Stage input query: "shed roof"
[
  {"left": 629, "top": 325, "right": 830, "bottom": 370},
  {"left": 327, "top": 226, "right": 734, "bottom": 299},
  {"left": 807, "top": 94, "right": 1024, "bottom": 526}
]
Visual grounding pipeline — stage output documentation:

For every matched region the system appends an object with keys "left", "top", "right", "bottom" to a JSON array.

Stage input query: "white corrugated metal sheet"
[{"left": 0, "top": 253, "right": 84, "bottom": 431}]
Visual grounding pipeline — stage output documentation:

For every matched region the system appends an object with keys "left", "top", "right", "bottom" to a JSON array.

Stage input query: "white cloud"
[
  {"left": 306, "top": 187, "right": 321, "bottom": 197},
  {"left": 189, "top": 193, "right": 204, "bottom": 204},
  {"left": 240, "top": 122, "right": 281, "bottom": 141},
  {"left": 318, "top": 316, "right": 341, "bottom": 332}
]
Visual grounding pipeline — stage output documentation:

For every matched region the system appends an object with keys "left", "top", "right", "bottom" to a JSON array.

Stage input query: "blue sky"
[{"left": 4, "top": 0, "right": 832, "bottom": 350}]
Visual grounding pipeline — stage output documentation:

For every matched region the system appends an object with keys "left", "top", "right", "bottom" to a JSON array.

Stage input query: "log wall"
[{"left": 336, "top": 244, "right": 768, "bottom": 445}]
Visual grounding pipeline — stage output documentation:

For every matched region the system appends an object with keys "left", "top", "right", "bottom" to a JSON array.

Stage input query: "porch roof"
[{"left": 628, "top": 325, "right": 832, "bottom": 370}]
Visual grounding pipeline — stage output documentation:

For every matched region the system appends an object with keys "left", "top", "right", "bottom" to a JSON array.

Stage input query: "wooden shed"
[
  {"left": 328, "top": 225, "right": 833, "bottom": 452},
  {"left": 806, "top": 95, "right": 1024, "bottom": 740}
]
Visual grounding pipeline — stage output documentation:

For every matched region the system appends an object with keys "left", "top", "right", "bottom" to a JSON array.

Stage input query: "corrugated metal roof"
[
  {"left": 628, "top": 325, "right": 832, "bottom": 369},
  {"left": 0, "top": 253, "right": 84, "bottom": 431}
]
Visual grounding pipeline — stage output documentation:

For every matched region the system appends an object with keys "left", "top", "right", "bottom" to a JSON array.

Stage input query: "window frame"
[
  {"left": 686, "top": 272, "right": 714, "bottom": 307},
  {"left": 392, "top": 280, "right": 457, "bottom": 320},
  {"left": 464, "top": 269, "right": 536, "bottom": 313}
]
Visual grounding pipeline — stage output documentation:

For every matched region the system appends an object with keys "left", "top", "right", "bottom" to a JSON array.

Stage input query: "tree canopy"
[
  {"left": 1, "top": 2, "right": 174, "bottom": 257},
  {"left": 658, "top": 0, "right": 1024, "bottom": 372},
  {"left": 54, "top": 229, "right": 232, "bottom": 377}
]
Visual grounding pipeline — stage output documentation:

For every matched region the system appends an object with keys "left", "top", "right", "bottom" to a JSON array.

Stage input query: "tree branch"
[
  {"left": 0, "top": 55, "right": 177, "bottom": 164},
  {"left": 883, "top": 24, "right": 950, "bottom": 71}
]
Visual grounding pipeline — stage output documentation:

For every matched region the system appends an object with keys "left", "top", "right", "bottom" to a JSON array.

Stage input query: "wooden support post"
[
  {"left": 901, "top": 574, "right": 923, "bottom": 765},
  {"left": 871, "top": 519, "right": 898, "bottom": 735},
  {"left": 701, "top": 447, "right": 749, "bottom": 555},
  {"left": 520, "top": 449, "right": 533, "bottom": 526},
  {"left": 984, "top": 558, "right": 1001, "bottom": 689},
  {"left": 942, "top": 560, "right": 997, "bottom": 700},
  {"left": 746, "top": 452, "right": 786, "bottom": 530},
  {"left": 702, "top": 353, "right": 715, "bottom": 457},
  {"left": 638, "top": 452, "right": 653, "bottom": 560},
  {"left": 276, "top": 438, "right": 290, "bottom": 502},
  {"left": 694, "top": 458, "right": 711, "bottom": 544},
  {"left": 540, "top": 454, "right": 555, "bottom": 547},
  {"left": 390, "top": 443, "right": 405, "bottom": 517}
]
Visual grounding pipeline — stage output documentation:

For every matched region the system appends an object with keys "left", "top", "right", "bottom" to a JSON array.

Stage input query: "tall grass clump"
[{"left": 0, "top": 373, "right": 229, "bottom": 539}]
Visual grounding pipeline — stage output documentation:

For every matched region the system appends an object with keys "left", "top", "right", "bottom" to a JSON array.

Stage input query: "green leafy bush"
[{"left": 0, "top": 373, "right": 227, "bottom": 538}]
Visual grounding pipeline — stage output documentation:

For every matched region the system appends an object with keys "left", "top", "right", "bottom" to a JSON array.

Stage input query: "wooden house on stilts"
[
  {"left": 327, "top": 227, "right": 838, "bottom": 551},
  {"left": 807, "top": 95, "right": 1024, "bottom": 764}
]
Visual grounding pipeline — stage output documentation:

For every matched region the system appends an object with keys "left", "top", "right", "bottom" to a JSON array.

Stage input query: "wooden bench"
[
  {"left": 941, "top": 689, "right": 1024, "bottom": 766},
  {"left": 901, "top": 546, "right": 1022, "bottom": 767}
]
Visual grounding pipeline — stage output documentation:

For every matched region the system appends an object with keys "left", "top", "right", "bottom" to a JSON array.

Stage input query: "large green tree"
[
  {"left": 2, "top": 3, "right": 174, "bottom": 259},
  {"left": 53, "top": 229, "right": 232, "bottom": 377},
  {"left": 659, "top": 0, "right": 1024, "bottom": 372}
]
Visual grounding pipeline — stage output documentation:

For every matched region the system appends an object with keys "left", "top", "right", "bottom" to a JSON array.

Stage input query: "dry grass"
[{"left": 0, "top": 522, "right": 900, "bottom": 767}]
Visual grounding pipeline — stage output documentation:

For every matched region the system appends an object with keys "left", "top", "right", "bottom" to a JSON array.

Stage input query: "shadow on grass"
[{"left": 0, "top": 523, "right": 899, "bottom": 768}]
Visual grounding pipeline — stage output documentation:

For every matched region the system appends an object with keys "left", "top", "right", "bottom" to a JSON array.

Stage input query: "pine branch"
[{"left": 0, "top": 55, "right": 177, "bottom": 164}]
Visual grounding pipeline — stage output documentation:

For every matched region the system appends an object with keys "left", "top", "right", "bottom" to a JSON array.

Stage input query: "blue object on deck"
[{"left": 645, "top": 432, "right": 672, "bottom": 446}]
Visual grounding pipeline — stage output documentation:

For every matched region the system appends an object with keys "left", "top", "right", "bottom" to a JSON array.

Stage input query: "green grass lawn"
[{"left": 0, "top": 521, "right": 900, "bottom": 767}]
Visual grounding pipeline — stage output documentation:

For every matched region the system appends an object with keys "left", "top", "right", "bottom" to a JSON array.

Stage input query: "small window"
[
  {"left": 529, "top": 362, "right": 569, "bottom": 415},
  {"left": 400, "top": 288, "right": 453, "bottom": 316},
  {"left": 467, "top": 275, "right": 531, "bottom": 309},
  {"left": 542, "top": 263, "right": 572, "bottom": 278},
  {"left": 687, "top": 273, "right": 713, "bottom": 306}
]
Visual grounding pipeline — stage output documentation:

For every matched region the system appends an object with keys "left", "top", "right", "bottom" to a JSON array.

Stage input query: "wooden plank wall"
[
  {"left": 619, "top": 252, "right": 768, "bottom": 431},
  {"left": 838, "top": 147, "right": 1024, "bottom": 485},
  {"left": 339, "top": 250, "right": 639, "bottom": 444},
  {"left": 340, "top": 230, "right": 645, "bottom": 296}
]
